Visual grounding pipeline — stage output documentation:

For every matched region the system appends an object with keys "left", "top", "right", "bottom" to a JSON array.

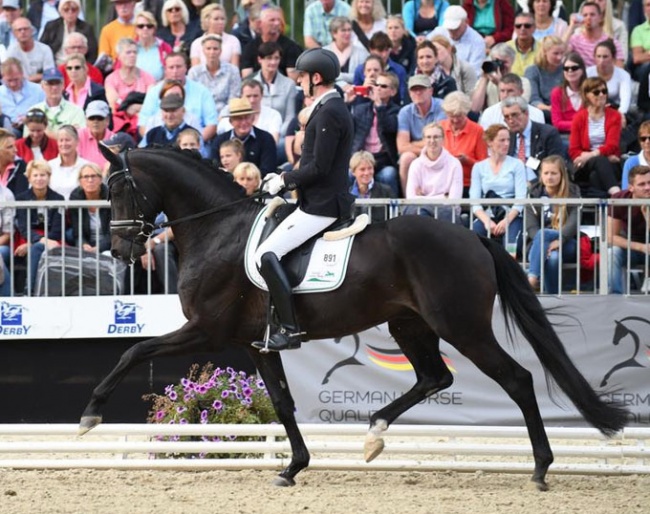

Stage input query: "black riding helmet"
[{"left": 294, "top": 48, "right": 340, "bottom": 84}]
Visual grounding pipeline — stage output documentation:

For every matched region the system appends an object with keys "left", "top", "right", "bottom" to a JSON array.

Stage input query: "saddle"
[
  {"left": 259, "top": 201, "right": 363, "bottom": 286},
  {"left": 244, "top": 200, "right": 369, "bottom": 293}
]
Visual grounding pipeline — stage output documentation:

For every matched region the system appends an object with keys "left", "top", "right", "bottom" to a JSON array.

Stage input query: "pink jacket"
[{"left": 406, "top": 147, "right": 463, "bottom": 199}]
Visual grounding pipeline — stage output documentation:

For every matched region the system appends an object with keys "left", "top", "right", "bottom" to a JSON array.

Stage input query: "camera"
[
  {"left": 353, "top": 85, "right": 371, "bottom": 97},
  {"left": 482, "top": 59, "right": 505, "bottom": 75}
]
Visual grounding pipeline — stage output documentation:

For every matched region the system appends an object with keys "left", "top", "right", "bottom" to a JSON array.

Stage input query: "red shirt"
[{"left": 440, "top": 119, "right": 488, "bottom": 188}]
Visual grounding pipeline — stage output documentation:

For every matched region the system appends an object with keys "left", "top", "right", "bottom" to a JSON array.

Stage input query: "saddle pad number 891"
[{"left": 244, "top": 206, "right": 355, "bottom": 294}]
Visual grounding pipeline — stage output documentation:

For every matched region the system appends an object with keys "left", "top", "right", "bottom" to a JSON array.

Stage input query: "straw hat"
[{"left": 227, "top": 98, "right": 258, "bottom": 117}]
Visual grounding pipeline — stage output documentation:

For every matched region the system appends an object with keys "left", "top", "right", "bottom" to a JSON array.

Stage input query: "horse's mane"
[{"left": 132, "top": 147, "right": 248, "bottom": 201}]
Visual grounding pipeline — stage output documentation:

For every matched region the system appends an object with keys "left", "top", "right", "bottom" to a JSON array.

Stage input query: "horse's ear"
[{"left": 99, "top": 142, "right": 123, "bottom": 171}]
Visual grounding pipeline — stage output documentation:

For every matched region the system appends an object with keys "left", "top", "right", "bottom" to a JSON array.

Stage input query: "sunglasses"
[
  {"left": 167, "top": 6, "right": 182, "bottom": 12},
  {"left": 26, "top": 110, "right": 46, "bottom": 120},
  {"left": 87, "top": 116, "right": 106, "bottom": 121},
  {"left": 62, "top": 7, "right": 79, "bottom": 12},
  {"left": 640, "top": 136, "right": 650, "bottom": 142},
  {"left": 563, "top": 65, "right": 581, "bottom": 72},
  {"left": 66, "top": 65, "right": 83, "bottom": 71},
  {"left": 376, "top": 84, "right": 391, "bottom": 88},
  {"left": 136, "top": 23, "right": 155, "bottom": 29},
  {"left": 591, "top": 88, "right": 607, "bottom": 96},
  {"left": 515, "top": 23, "right": 533, "bottom": 29}
]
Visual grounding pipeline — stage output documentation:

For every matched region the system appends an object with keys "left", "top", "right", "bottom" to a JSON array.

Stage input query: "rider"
[{"left": 252, "top": 48, "right": 354, "bottom": 352}]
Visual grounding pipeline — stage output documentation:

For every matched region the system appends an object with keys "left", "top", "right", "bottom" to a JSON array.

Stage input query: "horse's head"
[{"left": 102, "top": 144, "right": 158, "bottom": 264}]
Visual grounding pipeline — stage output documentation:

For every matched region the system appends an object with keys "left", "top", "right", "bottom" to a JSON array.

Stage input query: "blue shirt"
[
  {"left": 0, "top": 81, "right": 45, "bottom": 123},
  {"left": 469, "top": 156, "right": 528, "bottom": 214},
  {"left": 137, "top": 44, "right": 164, "bottom": 81},
  {"left": 138, "top": 78, "right": 219, "bottom": 132},
  {"left": 397, "top": 98, "right": 447, "bottom": 140},
  {"left": 303, "top": 0, "right": 351, "bottom": 47}
]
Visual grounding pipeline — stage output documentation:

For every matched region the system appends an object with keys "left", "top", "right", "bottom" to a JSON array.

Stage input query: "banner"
[
  {"left": 282, "top": 296, "right": 650, "bottom": 428},
  {"left": 0, "top": 296, "right": 186, "bottom": 339}
]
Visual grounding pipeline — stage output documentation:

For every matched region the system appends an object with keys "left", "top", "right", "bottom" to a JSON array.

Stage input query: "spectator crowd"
[{"left": 0, "top": 0, "right": 647, "bottom": 295}]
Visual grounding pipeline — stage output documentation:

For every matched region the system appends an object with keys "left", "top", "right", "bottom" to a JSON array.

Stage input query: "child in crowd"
[
  {"left": 232, "top": 162, "right": 261, "bottom": 195},
  {"left": 218, "top": 139, "right": 244, "bottom": 172},
  {"left": 176, "top": 128, "right": 202, "bottom": 151}
]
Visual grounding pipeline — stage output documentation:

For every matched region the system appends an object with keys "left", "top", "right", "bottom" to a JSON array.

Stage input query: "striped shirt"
[
  {"left": 587, "top": 116, "right": 606, "bottom": 149},
  {"left": 569, "top": 32, "right": 623, "bottom": 67}
]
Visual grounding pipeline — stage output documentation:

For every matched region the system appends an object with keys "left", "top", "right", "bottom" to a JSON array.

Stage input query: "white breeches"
[{"left": 254, "top": 208, "right": 336, "bottom": 267}]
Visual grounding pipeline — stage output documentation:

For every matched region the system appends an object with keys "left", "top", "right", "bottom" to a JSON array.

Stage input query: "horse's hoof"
[
  {"left": 531, "top": 478, "right": 549, "bottom": 492},
  {"left": 364, "top": 437, "right": 385, "bottom": 462},
  {"left": 272, "top": 475, "right": 296, "bottom": 487},
  {"left": 78, "top": 415, "right": 102, "bottom": 436}
]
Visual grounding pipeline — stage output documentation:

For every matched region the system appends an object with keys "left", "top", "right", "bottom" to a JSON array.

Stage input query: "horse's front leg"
[
  {"left": 79, "top": 322, "right": 210, "bottom": 435},
  {"left": 248, "top": 349, "right": 309, "bottom": 487}
]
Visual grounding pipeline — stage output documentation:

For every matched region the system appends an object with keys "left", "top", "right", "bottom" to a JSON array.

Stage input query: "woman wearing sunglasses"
[
  {"left": 156, "top": 0, "right": 202, "bottom": 55},
  {"left": 569, "top": 77, "right": 622, "bottom": 198},
  {"left": 550, "top": 52, "right": 586, "bottom": 135},
  {"left": 63, "top": 53, "right": 107, "bottom": 111},
  {"left": 133, "top": 11, "right": 171, "bottom": 82}
]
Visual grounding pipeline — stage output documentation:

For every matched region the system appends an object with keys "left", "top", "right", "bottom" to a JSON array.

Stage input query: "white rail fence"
[{"left": 1, "top": 424, "right": 649, "bottom": 475}]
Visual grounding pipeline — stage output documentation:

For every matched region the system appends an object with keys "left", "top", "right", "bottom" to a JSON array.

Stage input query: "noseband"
[{"left": 107, "top": 151, "right": 157, "bottom": 262}]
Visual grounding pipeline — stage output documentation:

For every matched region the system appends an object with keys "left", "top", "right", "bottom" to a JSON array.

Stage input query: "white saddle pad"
[{"left": 244, "top": 205, "right": 356, "bottom": 294}]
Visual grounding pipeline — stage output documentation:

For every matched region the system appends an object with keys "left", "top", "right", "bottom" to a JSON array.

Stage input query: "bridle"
[
  {"left": 107, "top": 151, "right": 158, "bottom": 262},
  {"left": 107, "top": 150, "right": 273, "bottom": 262}
]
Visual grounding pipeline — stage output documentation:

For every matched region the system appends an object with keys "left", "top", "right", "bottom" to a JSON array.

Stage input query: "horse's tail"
[{"left": 478, "top": 236, "right": 629, "bottom": 436}]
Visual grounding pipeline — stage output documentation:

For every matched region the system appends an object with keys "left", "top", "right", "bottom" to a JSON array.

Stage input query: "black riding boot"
[{"left": 252, "top": 252, "right": 303, "bottom": 352}]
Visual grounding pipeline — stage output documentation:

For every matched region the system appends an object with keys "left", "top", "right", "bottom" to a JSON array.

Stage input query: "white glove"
[{"left": 262, "top": 173, "right": 284, "bottom": 195}]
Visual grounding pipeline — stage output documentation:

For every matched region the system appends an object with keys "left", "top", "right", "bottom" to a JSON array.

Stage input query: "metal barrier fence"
[
  {"left": 1, "top": 197, "right": 648, "bottom": 297},
  {"left": 1, "top": 423, "right": 649, "bottom": 474}
]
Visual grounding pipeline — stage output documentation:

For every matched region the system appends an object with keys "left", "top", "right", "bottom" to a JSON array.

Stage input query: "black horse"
[{"left": 80, "top": 147, "right": 628, "bottom": 490}]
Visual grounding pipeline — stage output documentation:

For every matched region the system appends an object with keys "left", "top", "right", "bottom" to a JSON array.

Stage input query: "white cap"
[{"left": 443, "top": 5, "right": 468, "bottom": 31}]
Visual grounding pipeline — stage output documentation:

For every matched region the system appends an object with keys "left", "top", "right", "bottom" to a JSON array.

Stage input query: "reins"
[{"left": 157, "top": 188, "right": 269, "bottom": 229}]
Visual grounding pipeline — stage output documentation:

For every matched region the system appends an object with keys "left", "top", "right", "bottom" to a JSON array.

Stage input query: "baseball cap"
[
  {"left": 408, "top": 74, "right": 432, "bottom": 90},
  {"left": 42, "top": 67, "right": 64, "bottom": 82},
  {"left": 2, "top": 0, "right": 20, "bottom": 10},
  {"left": 102, "top": 132, "right": 135, "bottom": 152},
  {"left": 443, "top": 6, "right": 468, "bottom": 31},
  {"left": 85, "top": 100, "right": 110, "bottom": 119}
]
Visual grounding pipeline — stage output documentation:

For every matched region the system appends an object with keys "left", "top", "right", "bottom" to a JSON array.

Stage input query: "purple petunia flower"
[
  {"left": 200, "top": 410, "right": 208, "bottom": 423},
  {"left": 168, "top": 390, "right": 178, "bottom": 401},
  {"left": 181, "top": 378, "right": 192, "bottom": 388},
  {"left": 156, "top": 410, "right": 165, "bottom": 420},
  {"left": 242, "top": 387, "right": 253, "bottom": 398},
  {"left": 179, "top": 418, "right": 188, "bottom": 424},
  {"left": 221, "top": 390, "right": 230, "bottom": 399},
  {"left": 212, "top": 400, "right": 223, "bottom": 411},
  {"left": 176, "top": 406, "right": 187, "bottom": 414}
]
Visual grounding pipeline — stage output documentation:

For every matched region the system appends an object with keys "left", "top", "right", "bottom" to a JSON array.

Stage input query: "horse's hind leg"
[
  {"left": 365, "top": 315, "right": 453, "bottom": 462},
  {"left": 449, "top": 332, "right": 554, "bottom": 491},
  {"left": 79, "top": 322, "right": 210, "bottom": 434},
  {"left": 247, "top": 349, "right": 309, "bottom": 487}
]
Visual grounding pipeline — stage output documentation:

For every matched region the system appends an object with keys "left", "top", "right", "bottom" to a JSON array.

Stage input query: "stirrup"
[{"left": 251, "top": 325, "right": 305, "bottom": 353}]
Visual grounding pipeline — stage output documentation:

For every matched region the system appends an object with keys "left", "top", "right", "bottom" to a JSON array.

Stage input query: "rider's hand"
[{"left": 262, "top": 173, "right": 284, "bottom": 195}]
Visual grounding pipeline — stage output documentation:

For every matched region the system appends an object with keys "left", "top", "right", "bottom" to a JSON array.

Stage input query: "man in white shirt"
[
  {"left": 217, "top": 78, "right": 282, "bottom": 142},
  {"left": 6, "top": 16, "right": 54, "bottom": 82},
  {"left": 430, "top": 5, "right": 485, "bottom": 77},
  {"left": 479, "top": 73, "right": 544, "bottom": 128}
]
